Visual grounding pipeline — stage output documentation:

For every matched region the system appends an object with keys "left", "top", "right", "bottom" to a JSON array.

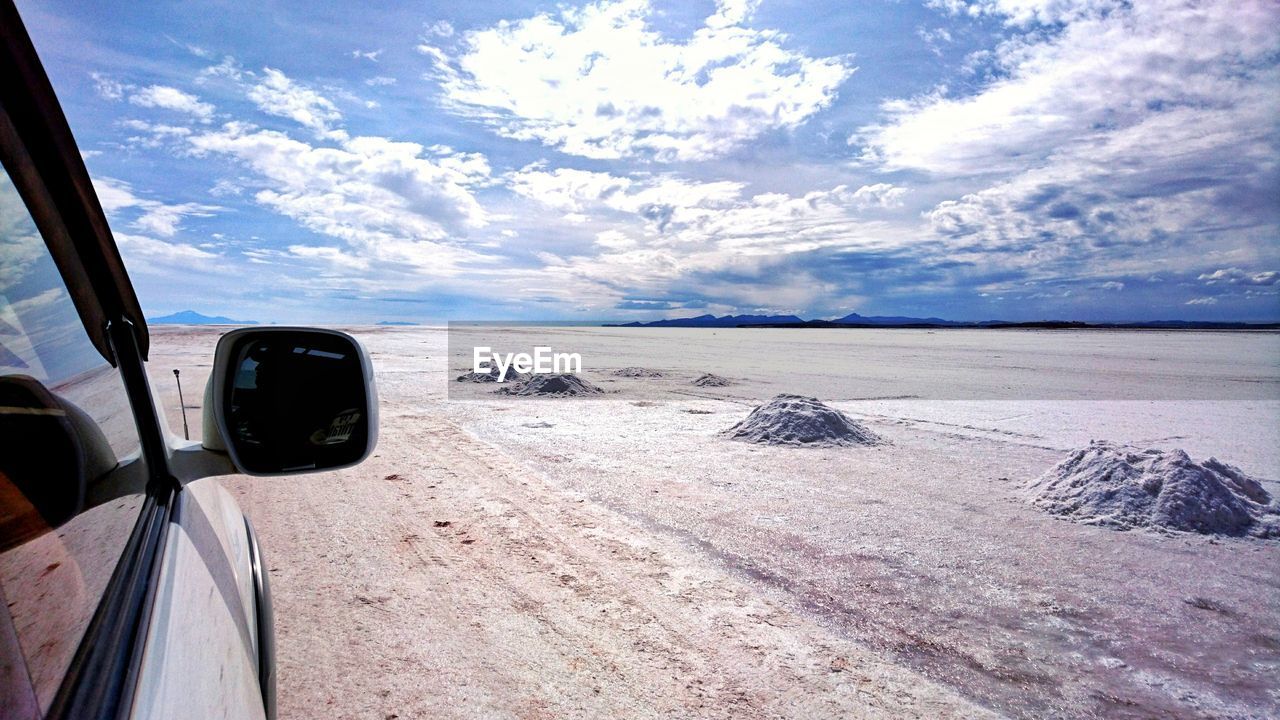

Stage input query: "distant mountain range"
[
  {"left": 833, "top": 312, "right": 965, "bottom": 326},
  {"left": 146, "top": 309, "right": 1278, "bottom": 330},
  {"left": 148, "top": 310, "right": 257, "bottom": 325},
  {"left": 608, "top": 313, "right": 804, "bottom": 328},
  {"left": 608, "top": 312, "right": 1279, "bottom": 330}
]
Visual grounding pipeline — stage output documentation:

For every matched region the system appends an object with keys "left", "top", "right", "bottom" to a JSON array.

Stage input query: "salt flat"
[{"left": 152, "top": 325, "right": 1280, "bottom": 719}]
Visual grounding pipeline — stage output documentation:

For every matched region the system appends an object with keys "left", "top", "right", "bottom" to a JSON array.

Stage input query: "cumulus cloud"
[
  {"left": 94, "top": 177, "right": 220, "bottom": 237},
  {"left": 864, "top": 0, "right": 1280, "bottom": 298},
  {"left": 114, "top": 232, "right": 219, "bottom": 264},
  {"left": 0, "top": 181, "right": 47, "bottom": 291},
  {"left": 424, "top": 0, "right": 854, "bottom": 161},
  {"left": 185, "top": 122, "right": 494, "bottom": 277},
  {"left": 850, "top": 183, "right": 907, "bottom": 209},
  {"left": 594, "top": 230, "right": 636, "bottom": 250},
  {"left": 1185, "top": 296, "right": 1218, "bottom": 306},
  {"left": 109, "top": 62, "right": 514, "bottom": 299},
  {"left": 495, "top": 165, "right": 916, "bottom": 312},
  {"left": 1198, "top": 268, "right": 1280, "bottom": 286},
  {"left": 507, "top": 166, "right": 742, "bottom": 215},
  {"left": 858, "top": 1, "right": 1279, "bottom": 175},
  {"left": 8, "top": 287, "right": 67, "bottom": 315},
  {"left": 508, "top": 165, "right": 906, "bottom": 253},
  {"left": 917, "top": 26, "right": 954, "bottom": 56},
  {"left": 927, "top": 0, "right": 1119, "bottom": 27},
  {"left": 198, "top": 56, "right": 247, "bottom": 82},
  {"left": 247, "top": 69, "right": 344, "bottom": 137},
  {"left": 287, "top": 244, "right": 371, "bottom": 271},
  {"left": 128, "top": 85, "right": 215, "bottom": 121},
  {"left": 427, "top": 20, "right": 455, "bottom": 37},
  {"left": 119, "top": 119, "right": 193, "bottom": 149},
  {"left": 91, "top": 72, "right": 125, "bottom": 100},
  {"left": 706, "top": 0, "right": 760, "bottom": 28}
]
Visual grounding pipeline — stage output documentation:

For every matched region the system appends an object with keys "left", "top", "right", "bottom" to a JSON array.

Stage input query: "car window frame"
[{"left": 2, "top": 3, "right": 179, "bottom": 719}]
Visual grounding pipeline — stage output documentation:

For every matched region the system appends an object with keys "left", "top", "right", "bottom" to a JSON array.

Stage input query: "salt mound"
[
  {"left": 1027, "top": 441, "right": 1279, "bottom": 538},
  {"left": 693, "top": 373, "right": 732, "bottom": 387},
  {"left": 614, "top": 367, "right": 663, "bottom": 378},
  {"left": 456, "top": 366, "right": 526, "bottom": 383},
  {"left": 723, "top": 394, "right": 881, "bottom": 447},
  {"left": 497, "top": 373, "right": 605, "bottom": 397}
]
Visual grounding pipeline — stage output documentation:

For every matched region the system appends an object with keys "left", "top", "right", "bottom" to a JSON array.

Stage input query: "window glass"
[{"left": 0, "top": 163, "right": 147, "bottom": 714}]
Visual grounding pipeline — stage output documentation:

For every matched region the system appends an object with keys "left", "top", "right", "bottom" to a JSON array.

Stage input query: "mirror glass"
[{"left": 223, "top": 331, "right": 370, "bottom": 474}]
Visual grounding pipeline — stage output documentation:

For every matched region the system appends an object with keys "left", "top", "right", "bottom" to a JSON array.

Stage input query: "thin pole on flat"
[{"left": 173, "top": 368, "right": 190, "bottom": 440}]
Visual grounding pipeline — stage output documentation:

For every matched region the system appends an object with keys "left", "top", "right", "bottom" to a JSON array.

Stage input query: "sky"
[{"left": 15, "top": 0, "right": 1280, "bottom": 323}]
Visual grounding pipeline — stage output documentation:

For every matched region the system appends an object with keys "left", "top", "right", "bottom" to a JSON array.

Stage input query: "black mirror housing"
[{"left": 206, "top": 328, "right": 378, "bottom": 476}]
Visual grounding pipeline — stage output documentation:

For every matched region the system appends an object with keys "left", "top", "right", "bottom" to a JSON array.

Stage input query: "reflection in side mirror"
[{"left": 209, "top": 328, "right": 378, "bottom": 476}]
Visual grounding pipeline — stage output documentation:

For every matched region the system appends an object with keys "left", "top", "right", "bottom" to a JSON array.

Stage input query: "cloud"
[
  {"left": 247, "top": 68, "right": 344, "bottom": 137},
  {"left": 615, "top": 299, "right": 677, "bottom": 310},
  {"left": 850, "top": 183, "right": 907, "bottom": 209},
  {"left": 424, "top": 0, "right": 854, "bottom": 161},
  {"left": 507, "top": 165, "right": 743, "bottom": 214},
  {"left": 8, "top": 287, "right": 66, "bottom": 315},
  {"left": 209, "top": 178, "right": 243, "bottom": 197},
  {"left": 110, "top": 62, "right": 515, "bottom": 299},
  {"left": 508, "top": 166, "right": 907, "bottom": 253},
  {"left": 365, "top": 76, "right": 397, "bottom": 87},
  {"left": 128, "top": 85, "right": 215, "bottom": 121},
  {"left": 351, "top": 49, "right": 383, "bottom": 62},
  {"left": 705, "top": 0, "right": 760, "bottom": 28},
  {"left": 927, "top": 0, "right": 1118, "bottom": 27},
  {"left": 859, "top": 1, "right": 1278, "bottom": 176},
  {"left": 94, "top": 177, "right": 220, "bottom": 237},
  {"left": 118, "top": 119, "right": 193, "bottom": 149},
  {"left": 199, "top": 56, "right": 247, "bottom": 82},
  {"left": 185, "top": 122, "right": 493, "bottom": 278},
  {"left": 917, "top": 26, "right": 953, "bottom": 56},
  {"left": 427, "top": 20, "right": 455, "bottom": 38},
  {"left": 1198, "top": 268, "right": 1280, "bottom": 286},
  {"left": 862, "top": 0, "right": 1280, "bottom": 298},
  {"left": 594, "top": 230, "right": 636, "bottom": 250},
  {"left": 114, "top": 232, "right": 218, "bottom": 264},
  {"left": 0, "top": 179, "right": 47, "bottom": 291},
  {"left": 495, "top": 165, "right": 917, "bottom": 312},
  {"left": 287, "top": 244, "right": 371, "bottom": 271},
  {"left": 1185, "top": 296, "right": 1218, "bottom": 306},
  {"left": 91, "top": 72, "right": 125, "bottom": 100}
]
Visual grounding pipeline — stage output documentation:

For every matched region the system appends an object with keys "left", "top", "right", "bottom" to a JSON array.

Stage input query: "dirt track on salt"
[{"left": 150, "top": 325, "right": 1280, "bottom": 719}]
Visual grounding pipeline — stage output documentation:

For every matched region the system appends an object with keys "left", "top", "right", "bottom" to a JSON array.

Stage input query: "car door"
[
  {"left": 0, "top": 134, "right": 157, "bottom": 719},
  {"left": 2, "top": 5, "right": 266, "bottom": 718},
  {"left": 4, "top": 5, "right": 379, "bottom": 715}
]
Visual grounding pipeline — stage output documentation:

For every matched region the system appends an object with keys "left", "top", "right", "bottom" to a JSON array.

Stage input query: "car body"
[{"left": 0, "top": 3, "right": 377, "bottom": 718}]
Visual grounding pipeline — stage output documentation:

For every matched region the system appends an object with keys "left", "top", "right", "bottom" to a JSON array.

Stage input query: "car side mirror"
[{"left": 203, "top": 328, "right": 378, "bottom": 476}]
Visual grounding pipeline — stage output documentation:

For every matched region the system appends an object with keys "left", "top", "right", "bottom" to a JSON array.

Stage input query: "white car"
[{"left": 0, "top": 3, "right": 379, "bottom": 718}]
